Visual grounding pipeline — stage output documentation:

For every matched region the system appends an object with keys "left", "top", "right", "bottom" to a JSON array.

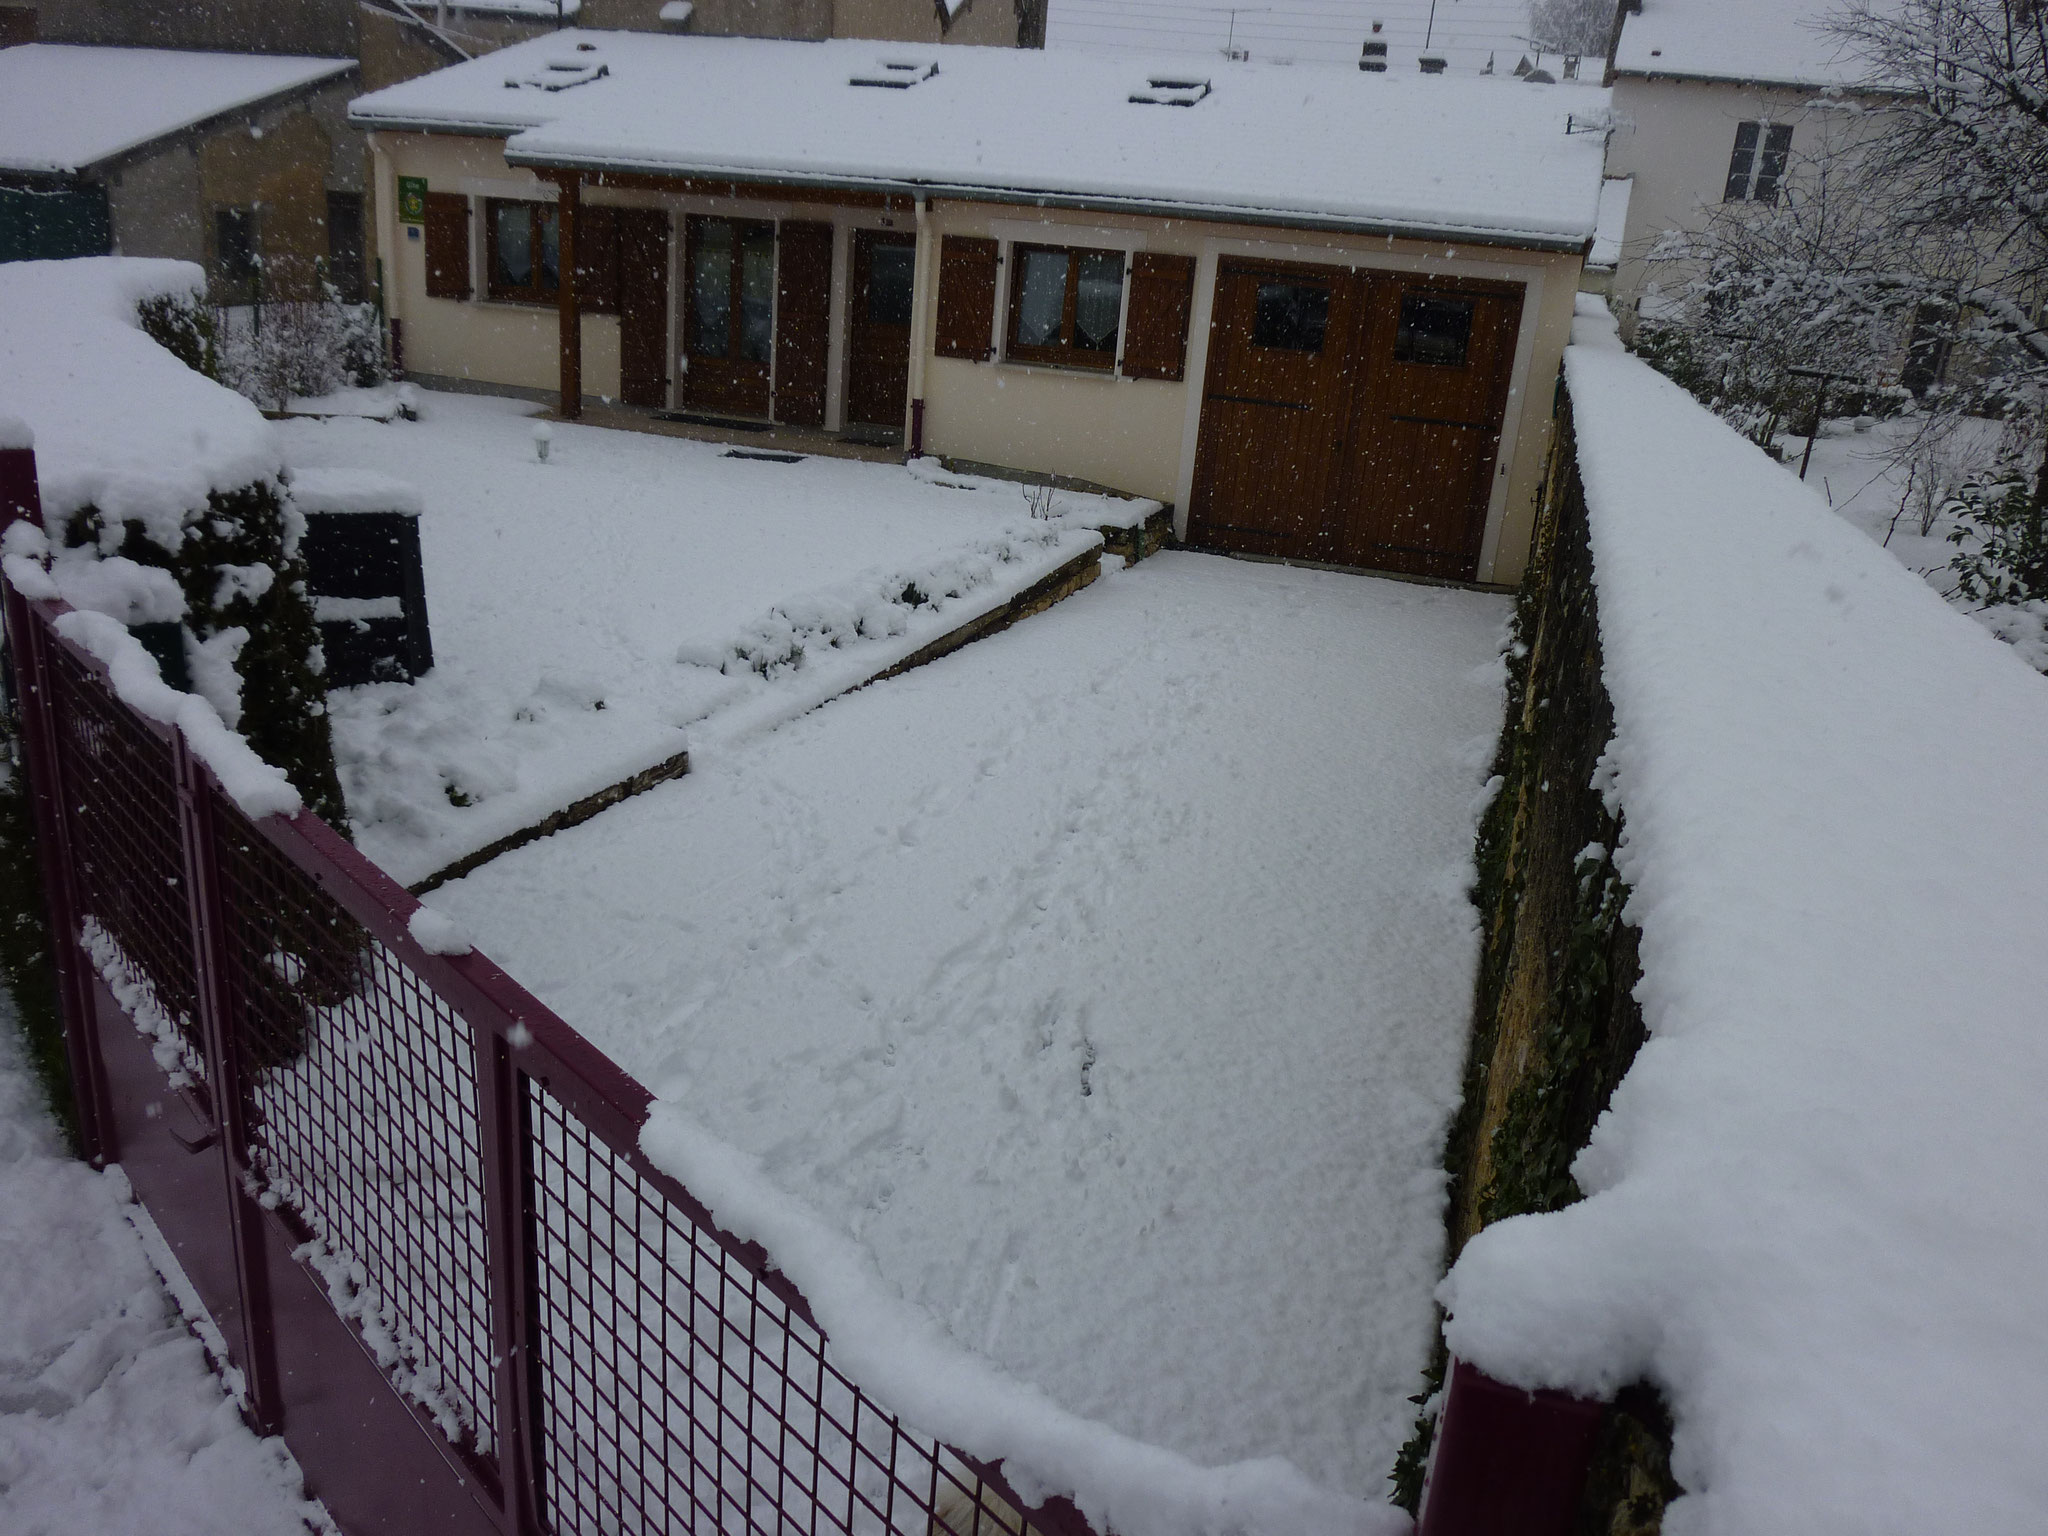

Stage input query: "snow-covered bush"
[
  {"left": 0, "top": 258, "right": 345, "bottom": 827},
  {"left": 215, "top": 295, "right": 384, "bottom": 409}
]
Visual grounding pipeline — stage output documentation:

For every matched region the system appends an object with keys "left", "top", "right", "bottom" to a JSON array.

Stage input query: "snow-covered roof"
[
  {"left": 1611, "top": 0, "right": 1870, "bottom": 89},
  {"left": 350, "top": 32, "right": 1612, "bottom": 248},
  {"left": 0, "top": 44, "right": 355, "bottom": 176},
  {"left": 447, "top": 0, "right": 582, "bottom": 15},
  {"left": 1587, "top": 175, "right": 1631, "bottom": 270}
]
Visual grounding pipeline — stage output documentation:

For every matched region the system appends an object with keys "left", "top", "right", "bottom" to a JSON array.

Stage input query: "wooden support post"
[{"left": 558, "top": 175, "right": 582, "bottom": 420}]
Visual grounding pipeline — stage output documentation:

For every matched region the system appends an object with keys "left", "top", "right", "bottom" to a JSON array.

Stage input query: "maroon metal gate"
[{"left": 0, "top": 443, "right": 1090, "bottom": 1536}]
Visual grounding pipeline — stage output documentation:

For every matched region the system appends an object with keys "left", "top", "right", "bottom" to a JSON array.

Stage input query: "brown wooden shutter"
[
  {"left": 575, "top": 204, "right": 619, "bottom": 314},
  {"left": 933, "top": 235, "right": 997, "bottom": 361},
  {"left": 1121, "top": 252, "right": 1197, "bottom": 381},
  {"left": 422, "top": 192, "right": 471, "bottom": 300}
]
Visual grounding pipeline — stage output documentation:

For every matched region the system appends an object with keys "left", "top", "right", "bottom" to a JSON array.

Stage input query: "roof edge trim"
[{"left": 488, "top": 148, "right": 1593, "bottom": 252}]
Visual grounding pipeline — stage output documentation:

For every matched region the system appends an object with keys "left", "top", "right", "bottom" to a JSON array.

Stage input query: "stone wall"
[{"left": 1397, "top": 393, "right": 1678, "bottom": 1531}]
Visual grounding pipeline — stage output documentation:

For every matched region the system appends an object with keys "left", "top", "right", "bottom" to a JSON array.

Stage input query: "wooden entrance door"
[
  {"left": 1338, "top": 279, "right": 1524, "bottom": 580},
  {"left": 684, "top": 215, "right": 774, "bottom": 419},
  {"left": 617, "top": 208, "right": 670, "bottom": 410},
  {"left": 846, "top": 230, "right": 917, "bottom": 431},
  {"left": 1187, "top": 259, "right": 1366, "bottom": 562},
  {"left": 1188, "top": 264, "right": 1522, "bottom": 580}
]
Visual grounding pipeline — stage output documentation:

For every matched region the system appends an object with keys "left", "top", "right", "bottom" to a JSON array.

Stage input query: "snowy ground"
[
  {"left": 428, "top": 552, "right": 1510, "bottom": 1500},
  {"left": 276, "top": 391, "right": 1110, "bottom": 885},
  {"left": 1790, "top": 413, "right": 2048, "bottom": 670},
  {"left": 0, "top": 996, "right": 321, "bottom": 1536}
]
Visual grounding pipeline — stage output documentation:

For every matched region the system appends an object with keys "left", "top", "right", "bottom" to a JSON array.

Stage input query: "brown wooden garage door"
[{"left": 1187, "top": 260, "right": 1523, "bottom": 582}]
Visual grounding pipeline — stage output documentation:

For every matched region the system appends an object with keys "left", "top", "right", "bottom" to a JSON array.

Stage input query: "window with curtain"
[
  {"left": 487, "top": 198, "right": 561, "bottom": 304},
  {"left": 1005, "top": 243, "right": 1125, "bottom": 369}
]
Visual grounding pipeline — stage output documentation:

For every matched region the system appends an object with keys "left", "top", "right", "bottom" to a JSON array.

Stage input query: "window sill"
[{"left": 994, "top": 355, "right": 1125, "bottom": 380}]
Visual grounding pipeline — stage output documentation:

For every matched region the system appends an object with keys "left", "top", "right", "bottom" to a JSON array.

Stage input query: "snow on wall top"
[
  {"left": 0, "top": 44, "right": 354, "bottom": 176},
  {"left": 0, "top": 258, "right": 282, "bottom": 545},
  {"left": 1439, "top": 298, "right": 2048, "bottom": 1533},
  {"left": 350, "top": 32, "right": 1611, "bottom": 246},
  {"left": 1611, "top": 0, "right": 1871, "bottom": 89}
]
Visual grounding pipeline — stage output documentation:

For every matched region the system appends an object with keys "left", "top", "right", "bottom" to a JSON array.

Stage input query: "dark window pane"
[
  {"left": 740, "top": 223, "right": 774, "bottom": 364},
  {"left": 1724, "top": 120, "right": 1760, "bottom": 201},
  {"left": 1016, "top": 247, "right": 1068, "bottom": 347},
  {"left": 1074, "top": 250, "right": 1123, "bottom": 353},
  {"left": 326, "top": 191, "right": 365, "bottom": 303},
  {"left": 1252, "top": 281, "right": 1329, "bottom": 351},
  {"left": 494, "top": 201, "right": 533, "bottom": 288},
  {"left": 536, "top": 205, "right": 560, "bottom": 292},
  {"left": 1754, "top": 123, "right": 1794, "bottom": 204},
  {"left": 216, "top": 207, "right": 257, "bottom": 290},
  {"left": 691, "top": 219, "right": 732, "bottom": 358},
  {"left": 867, "top": 243, "right": 915, "bottom": 326},
  {"left": 1394, "top": 294, "right": 1475, "bottom": 366}
]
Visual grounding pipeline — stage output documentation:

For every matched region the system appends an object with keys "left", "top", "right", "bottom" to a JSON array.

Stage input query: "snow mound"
[
  {"left": 288, "top": 467, "right": 422, "bottom": 517},
  {"left": 0, "top": 257, "right": 282, "bottom": 548},
  {"left": 1439, "top": 297, "right": 2048, "bottom": 1533}
]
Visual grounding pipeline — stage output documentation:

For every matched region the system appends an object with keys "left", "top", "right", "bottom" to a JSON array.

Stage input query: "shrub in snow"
[
  {"left": 135, "top": 288, "right": 217, "bottom": 380},
  {"left": 215, "top": 295, "right": 385, "bottom": 410},
  {"left": 1947, "top": 472, "right": 2048, "bottom": 611},
  {"left": 61, "top": 477, "right": 346, "bottom": 827}
]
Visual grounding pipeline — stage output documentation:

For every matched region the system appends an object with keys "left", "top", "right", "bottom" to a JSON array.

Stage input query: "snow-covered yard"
[
  {"left": 426, "top": 551, "right": 1511, "bottom": 1501},
  {"left": 1793, "top": 413, "right": 2048, "bottom": 670},
  {"left": 276, "top": 392, "right": 1112, "bottom": 885},
  {"left": 0, "top": 995, "right": 320, "bottom": 1536}
]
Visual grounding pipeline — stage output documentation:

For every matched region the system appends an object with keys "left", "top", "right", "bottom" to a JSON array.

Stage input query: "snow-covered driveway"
[{"left": 432, "top": 552, "right": 1510, "bottom": 1498}]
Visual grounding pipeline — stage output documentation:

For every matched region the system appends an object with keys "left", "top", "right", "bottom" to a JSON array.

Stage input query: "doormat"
[
  {"left": 655, "top": 410, "right": 774, "bottom": 432},
  {"left": 724, "top": 450, "right": 805, "bottom": 464}
]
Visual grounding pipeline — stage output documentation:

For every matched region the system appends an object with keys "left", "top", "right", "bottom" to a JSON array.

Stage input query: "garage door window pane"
[
  {"left": 1016, "top": 248, "right": 1069, "bottom": 347},
  {"left": 1253, "top": 282, "right": 1330, "bottom": 351},
  {"left": 1395, "top": 295, "right": 1474, "bottom": 366}
]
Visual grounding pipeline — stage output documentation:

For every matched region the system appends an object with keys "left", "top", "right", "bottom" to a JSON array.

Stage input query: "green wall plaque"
[{"left": 397, "top": 177, "right": 429, "bottom": 225}]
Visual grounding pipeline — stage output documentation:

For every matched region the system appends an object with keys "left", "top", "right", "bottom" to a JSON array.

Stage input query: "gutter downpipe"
[{"left": 907, "top": 191, "right": 931, "bottom": 457}]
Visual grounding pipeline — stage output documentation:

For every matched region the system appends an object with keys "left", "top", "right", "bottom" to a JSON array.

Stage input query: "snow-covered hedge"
[
  {"left": 0, "top": 257, "right": 342, "bottom": 823},
  {"left": 1439, "top": 298, "right": 2048, "bottom": 1533}
]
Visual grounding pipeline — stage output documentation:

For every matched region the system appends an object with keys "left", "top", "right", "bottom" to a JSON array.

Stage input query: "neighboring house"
[
  {"left": 0, "top": 44, "right": 364, "bottom": 301},
  {"left": 1599, "top": 0, "right": 1874, "bottom": 334},
  {"left": 357, "top": 0, "right": 1033, "bottom": 94},
  {"left": 1045, "top": 0, "right": 1535, "bottom": 75},
  {"left": 351, "top": 32, "right": 1606, "bottom": 587}
]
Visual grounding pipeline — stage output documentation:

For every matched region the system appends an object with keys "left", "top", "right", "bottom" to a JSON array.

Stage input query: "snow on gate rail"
[{"left": 0, "top": 465, "right": 1374, "bottom": 1536}]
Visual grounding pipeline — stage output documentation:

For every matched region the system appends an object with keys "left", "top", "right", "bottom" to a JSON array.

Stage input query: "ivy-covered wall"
[{"left": 1393, "top": 397, "right": 1677, "bottom": 1531}]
